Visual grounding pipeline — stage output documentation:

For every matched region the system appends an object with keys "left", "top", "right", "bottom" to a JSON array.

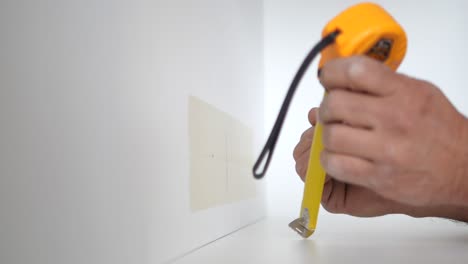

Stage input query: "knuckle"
[
  {"left": 293, "top": 141, "right": 309, "bottom": 160},
  {"left": 414, "top": 81, "right": 438, "bottom": 117},
  {"left": 372, "top": 100, "right": 393, "bottom": 121},
  {"left": 295, "top": 159, "right": 307, "bottom": 179},
  {"left": 295, "top": 162, "right": 303, "bottom": 177},
  {"left": 383, "top": 102, "right": 411, "bottom": 135},
  {"left": 343, "top": 159, "right": 364, "bottom": 178},
  {"left": 322, "top": 126, "right": 332, "bottom": 148},
  {"left": 329, "top": 90, "right": 346, "bottom": 108},
  {"left": 322, "top": 125, "right": 341, "bottom": 151},
  {"left": 324, "top": 92, "right": 341, "bottom": 116},
  {"left": 382, "top": 140, "right": 410, "bottom": 166},
  {"left": 293, "top": 145, "right": 301, "bottom": 160},
  {"left": 342, "top": 156, "right": 371, "bottom": 181},
  {"left": 390, "top": 80, "right": 439, "bottom": 135},
  {"left": 322, "top": 193, "right": 347, "bottom": 214},
  {"left": 322, "top": 201, "right": 340, "bottom": 214},
  {"left": 300, "top": 127, "right": 313, "bottom": 140},
  {"left": 395, "top": 112, "right": 413, "bottom": 134}
]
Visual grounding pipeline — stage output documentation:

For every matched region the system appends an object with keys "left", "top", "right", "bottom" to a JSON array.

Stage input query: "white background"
[
  {"left": 0, "top": 1, "right": 265, "bottom": 264},
  {"left": 264, "top": 0, "right": 468, "bottom": 218}
]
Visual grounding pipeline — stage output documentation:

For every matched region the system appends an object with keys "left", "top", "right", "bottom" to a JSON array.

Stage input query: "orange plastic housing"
[{"left": 318, "top": 2, "right": 407, "bottom": 70}]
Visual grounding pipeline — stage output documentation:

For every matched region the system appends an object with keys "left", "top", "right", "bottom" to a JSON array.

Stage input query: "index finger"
[{"left": 319, "top": 56, "right": 404, "bottom": 96}]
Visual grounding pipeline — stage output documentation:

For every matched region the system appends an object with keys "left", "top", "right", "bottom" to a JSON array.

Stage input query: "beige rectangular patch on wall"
[{"left": 189, "top": 96, "right": 256, "bottom": 211}]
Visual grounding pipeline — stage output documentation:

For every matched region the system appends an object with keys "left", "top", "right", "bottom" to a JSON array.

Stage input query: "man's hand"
[
  {"left": 293, "top": 56, "right": 468, "bottom": 220},
  {"left": 294, "top": 108, "right": 414, "bottom": 217}
]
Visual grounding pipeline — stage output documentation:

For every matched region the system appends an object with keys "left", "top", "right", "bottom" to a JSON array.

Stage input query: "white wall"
[
  {"left": 264, "top": 0, "right": 468, "bottom": 217},
  {"left": 0, "top": 1, "right": 265, "bottom": 264},
  {"left": 2, "top": 1, "right": 468, "bottom": 263}
]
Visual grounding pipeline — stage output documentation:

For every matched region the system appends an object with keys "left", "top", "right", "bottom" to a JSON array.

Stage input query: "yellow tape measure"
[
  {"left": 253, "top": 2, "right": 407, "bottom": 238},
  {"left": 290, "top": 2, "right": 407, "bottom": 238}
]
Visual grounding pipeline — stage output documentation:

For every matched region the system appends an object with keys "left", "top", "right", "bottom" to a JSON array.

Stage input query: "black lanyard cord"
[{"left": 253, "top": 30, "right": 341, "bottom": 179}]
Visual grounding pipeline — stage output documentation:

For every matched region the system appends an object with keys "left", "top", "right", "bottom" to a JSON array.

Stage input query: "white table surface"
[{"left": 172, "top": 214, "right": 468, "bottom": 264}]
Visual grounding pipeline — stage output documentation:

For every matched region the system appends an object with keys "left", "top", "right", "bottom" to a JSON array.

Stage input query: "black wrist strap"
[{"left": 253, "top": 30, "right": 341, "bottom": 179}]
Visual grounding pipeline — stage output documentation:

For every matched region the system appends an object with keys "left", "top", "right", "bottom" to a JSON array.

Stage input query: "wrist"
[
  {"left": 404, "top": 204, "right": 468, "bottom": 223},
  {"left": 452, "top": 115, "right": 468, "bottom": 207}
]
